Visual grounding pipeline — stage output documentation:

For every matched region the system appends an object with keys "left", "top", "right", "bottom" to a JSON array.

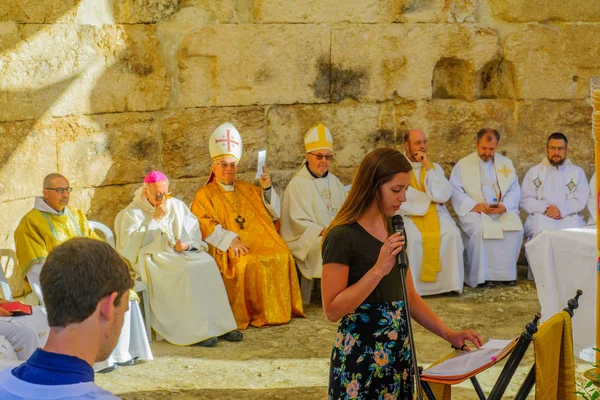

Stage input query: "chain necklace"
[
  {"left": 218, "top": 184, "right": 246, "bottom": 229},
  {"left": 312, "top": 175, "right": 337, "bottom": 218}
]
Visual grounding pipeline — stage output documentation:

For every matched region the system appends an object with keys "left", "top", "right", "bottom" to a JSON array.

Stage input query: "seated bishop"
[
  {"left": 588, "top": 172, "right": 596, "bottom": 225},
  {"left": 191, "top": 122, "right": 304, "bottom": 329},
  {"left": 280, "top": 124, "right": 347, "bottom": 304},
  {"left": 520, "top": 132, "right": 589, "bottom": 240},
  {"left": 450, "top": 129, "right": 524, "bottom": 288},
  {"left": 14, "top": 173, "right": 152, "bottom": 371},
  {"left": 115, "top": 171, "right": 241, "bottom": 347},
  {"left": 398, "top": 129, "right": 464, "bottom": 296}
]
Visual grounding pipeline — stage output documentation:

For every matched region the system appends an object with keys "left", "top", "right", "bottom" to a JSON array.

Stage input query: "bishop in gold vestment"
[{"left": 191, "top": 122, "right": 304, "bottom": 329}]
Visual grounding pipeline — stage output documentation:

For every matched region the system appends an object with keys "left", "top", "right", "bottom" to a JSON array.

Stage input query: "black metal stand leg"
[
  {"left": 514, "top": 365, "right": 535, "bottom": 400},
  {"left": 470, "top": 376, "right": 486, "bottom": 400},
  {"left": 420, "top": 380, "right": 437, "bottom": 400}
]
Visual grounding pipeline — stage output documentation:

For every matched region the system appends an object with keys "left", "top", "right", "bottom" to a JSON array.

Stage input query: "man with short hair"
[
  {"left": 191, "top": 122, "right": 304, "bottom": 329},
  {"left": 280, "top": 124, "right": 347, "bottom": 304},
  {"left": 14, "top": 173, "right": 151, "bottom": 371},
  {"left": 520, "top": 132, "right": 589, "bottom": 239},
  {"left": 450, "top": 129, "right": 524, "bottom": 287},
  {"left": 398, "top": 129, "right": 464, "bottom": 295},
  {"left": 115, "top": 170, "right": 241, "bottom": 347},
  {"left": 0, "top": 237, "right": 130, "bottom": 398}
]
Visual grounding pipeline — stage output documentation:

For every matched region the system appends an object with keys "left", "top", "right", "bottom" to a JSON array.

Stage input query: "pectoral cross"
[{"left": 235, "top": 215, "right": 246, "bottom": 229}]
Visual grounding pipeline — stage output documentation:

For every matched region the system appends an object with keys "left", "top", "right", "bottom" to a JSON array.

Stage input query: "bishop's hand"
[
  {"left": 259, "top": 166, "right": 271, "bottom": 189},
  {"left": 0, "top": 300, "right": 12, "bottom": 317},
  {"left": 230, "top": 237, "right": 250, "bottom": 257}
]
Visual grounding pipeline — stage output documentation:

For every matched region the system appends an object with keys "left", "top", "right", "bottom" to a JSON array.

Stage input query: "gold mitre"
[
  {"left": 209, "top": 122, "right": 243, "bottom": 162},
  {"left": 304, "top": 123, "right": 333, "bottom": 153}
]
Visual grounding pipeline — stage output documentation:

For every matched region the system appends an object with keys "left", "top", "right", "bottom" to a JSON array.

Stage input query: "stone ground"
[{"left": 96, "top": 268, "right": 594, "bottom": 399}]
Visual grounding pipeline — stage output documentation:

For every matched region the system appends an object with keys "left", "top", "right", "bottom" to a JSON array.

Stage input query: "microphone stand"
[{"left": 392, "top": 216, "right": 424, "bottom": 400}]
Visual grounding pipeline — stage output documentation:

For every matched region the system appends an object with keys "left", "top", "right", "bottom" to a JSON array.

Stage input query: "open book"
[{"left": 421, "top": 337, "right": 518, "bottom": 384}]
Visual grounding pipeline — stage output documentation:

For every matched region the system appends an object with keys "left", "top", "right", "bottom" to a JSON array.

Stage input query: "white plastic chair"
[
  {"left": 0, "top": 250, "right": 15, "bottom": 301},
  {"left": 89, "top": 221, "right": 152, "bottom": 342}
]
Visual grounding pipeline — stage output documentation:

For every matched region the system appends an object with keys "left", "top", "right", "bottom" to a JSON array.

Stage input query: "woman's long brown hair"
[{"left": 324, "top": 147, "right": 412, "bottom": 239}]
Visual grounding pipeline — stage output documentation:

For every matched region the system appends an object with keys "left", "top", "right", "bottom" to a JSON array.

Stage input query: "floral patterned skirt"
[{"left": 329, "top": 301, "right": 413, "bottom": 400}]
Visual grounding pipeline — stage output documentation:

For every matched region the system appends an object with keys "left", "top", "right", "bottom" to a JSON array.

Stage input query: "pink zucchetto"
[{"left": 144, "top": 170, "right": 168, "bottom": 184}]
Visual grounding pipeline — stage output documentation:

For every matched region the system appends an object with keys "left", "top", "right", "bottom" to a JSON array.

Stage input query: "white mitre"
[
  {"left": 304, "top": 123, "right": 333, "bottom": 153},
  {"left": 209, "top": 122, "right": 243, "bottom": 162}
]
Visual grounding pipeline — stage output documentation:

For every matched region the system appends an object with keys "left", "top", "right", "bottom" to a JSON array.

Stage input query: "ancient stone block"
[
  {"left": 114, "top": 0, "right": 180, "bottom": 23},
  {"left": 179, "top": 0, "right": 236, "bottom": 22},
  {"left": 250, "top": 0, "right": 395, "bottom": 23},
  {"left": 0, "top": 119, "right": 57, "bottom": 203},
  {"left": 331, "top": 24, "right": 501, "bottom": 102},
  {"left": 396, "top": 0, "right": 476, "bottom": 23},
  {"left": 394, "top": 100, "right": 518, "bottom": 167},
  {"left": 161, "top": 107, "right": 266, "bottom": 179},
  {"left": 0, "top": 0, "right": 78, "bottom": 23},
  {"left": 504, "top": 24, "right": 600, "bottom": 100},
  {"left": 56, "top": 113, "right": 161, "bottom": 188},
  {"left": 489, "top": 0, "right": 600, "bottom": 22},
  {"left": 517, "top": 100, "right": 593, "bottom": 171},
  {"left": 90, "top": 24, "right": 170, "bottom": 113},
  {"left": 178, "top": 24, "right": 330, "bottom": 107},
  {"left": 266, "top": 101, "right": 396, "bottom": 171}
]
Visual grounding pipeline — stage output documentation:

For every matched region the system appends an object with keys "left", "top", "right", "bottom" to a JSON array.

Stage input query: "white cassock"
[
  {"left": 588, "top": 172, "right": 596, "bottom": 225},
  {"left": 115, "top": 188, "right": 237, "bottom": 346},
  {"left": 280, "top": 165, "right": 347, "bottom": 280},
  {"left": 450, "top": 152, "right": 524, "bottom": 287},
  {"left": 398, "top": 161, "right": 464, "bottom": 296},
  {"left": 520, "top": 158, "right": 589, "bottom": 239},
  {"left": 0, "top": 307, "right": 49, "bottom": 361}
]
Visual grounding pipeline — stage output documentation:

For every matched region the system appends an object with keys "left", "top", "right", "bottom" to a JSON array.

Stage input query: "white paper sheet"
[{"left": 255, "top": 150, "right": 267, "bottom": 179}]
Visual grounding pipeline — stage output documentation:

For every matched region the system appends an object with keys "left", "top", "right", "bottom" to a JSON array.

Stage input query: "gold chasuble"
[
  {"left": 191, "top": 180, "right": 304, "bottom": 329},
  {"left": 15, "top": 207, "right": 99, "bottom": 278},
  {"left": 409, "top": 167, "right": 441, "bottom": 282}
]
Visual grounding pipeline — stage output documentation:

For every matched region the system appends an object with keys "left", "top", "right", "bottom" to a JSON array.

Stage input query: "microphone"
[{"left": 391, "top": 215, "right": 409, "bottom": 269}]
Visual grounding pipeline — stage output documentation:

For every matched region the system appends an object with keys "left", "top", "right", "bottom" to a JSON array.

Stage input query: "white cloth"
[
  {"left": 0, "top": 307, "right": 49, "bottom": 361},
  {"left": 92, "top": 300, "right": 153, "bottom": 371},
  {"left": 588, "top": 173, "right": 596, "bottom": 225},
  {"left": 280, "top": 165, "right": 347, "bottom": 279},
  {"left": 399, "top": 161, "right": 464, "bottom": 295},
  {"left": 205, "top": 181, "right": 281, "bottom": 251},
  {"left": 450, "top": 153, "right": 524, "bottom": 287},
  {"left": 27, "top": 200, "right": 151, "bottom": 367},
  {"left": 0, "top": 368, "right": 118, "bottom": 399},
  {"left": 525, "top": 227, "right": 596, "bottom": 362},
  {"left": 115, "top": 188, "right": 237, "bottom": 345},
  {"left": 520, "top": 158, "right": 588, "bottom": 239}
]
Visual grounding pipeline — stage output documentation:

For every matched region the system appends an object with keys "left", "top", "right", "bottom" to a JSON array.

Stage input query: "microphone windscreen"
[{"left": 391, "top": 215, "right": 404, "bottom": 233}]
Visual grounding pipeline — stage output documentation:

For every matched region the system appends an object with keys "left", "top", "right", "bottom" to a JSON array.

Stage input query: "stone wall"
[{"left": 1, "top": 0, "right": 599, "bottom": 294}]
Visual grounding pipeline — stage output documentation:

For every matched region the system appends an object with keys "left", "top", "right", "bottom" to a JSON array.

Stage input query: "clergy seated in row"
[
  {"left": 191, "top": 122, "right": 304, "bottom": 329},
  {"left": 520, "top": 132, "right": 589, "bottom": 241},
  {"left": 450, "top": 129, "right": 524, "bottom": 288},
  {"left": 115, "top": 171, "right": 242, "bottom": 347},
  {"left": 588, "top": 172, "right": 596, "bottom": 225},
  {"left": 14, "top": 173, "right": 153, "bottom": 371},
  {"left": 280, "top": 124, "right": 347, "bottom": 304},
  {"left": 398, "top": 129, "right": 464, "bottom": 296}
]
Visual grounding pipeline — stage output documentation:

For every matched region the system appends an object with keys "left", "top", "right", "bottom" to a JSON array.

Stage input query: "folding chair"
[
  {"left": 420, "top": 289, "right": 583, "bottom": 400},
  {"left": 89, "top": 220, "right": 152, "bottom": 342}
]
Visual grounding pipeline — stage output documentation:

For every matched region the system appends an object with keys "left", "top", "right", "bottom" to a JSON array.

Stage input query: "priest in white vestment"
[
  {"left": 115, "top": 171, "right": 241, "bottom": 347},
  {"left": 450, "top": 129, "right": 524, "bottom": 288},
  {"left": 280, "top": 124, "right": 347, "bottom": 303},
  {"left": 588, "top": 172, "right": 596, "bottom": 225},
  {"left": 14, "top": 173, "right": 152, "bottom": 372},
  {"left": 398, "top": 129, "right": 464, "bottom": 296},
  {"left": 0, "top": 304, "right": 49, "bottom": 361},
  {"left": 520, "top": 133, "right": 589, "bottom": 239}
]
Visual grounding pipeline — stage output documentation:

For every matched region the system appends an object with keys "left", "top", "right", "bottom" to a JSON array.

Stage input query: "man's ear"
[{"left": 99, "top": 292, "right": 119, "bottom": 322}]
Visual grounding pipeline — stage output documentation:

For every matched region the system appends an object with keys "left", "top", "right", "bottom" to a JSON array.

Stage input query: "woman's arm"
[
  {"left": 322, "top": 232, "right": 405, "bottom": 322},
  {"left": 406, "top": 268, "right": 483, "bottom": 349}
]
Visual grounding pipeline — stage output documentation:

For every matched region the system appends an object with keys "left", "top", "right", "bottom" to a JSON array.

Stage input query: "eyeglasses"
[
  {"left": 145, "top": 189, "right": 172, "bottom": 201},
  {"left": 308, "top": 153, "right": 333, "bottom": 161},
  {"left": 45, "top": 187, "right": 73, "bottom": 194},
  {"left": 216, "top": 161, "right": 238, "bottom": 169}
]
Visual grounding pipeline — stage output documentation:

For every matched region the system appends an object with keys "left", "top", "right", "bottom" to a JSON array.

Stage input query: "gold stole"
[{"left": 409, "top": 166, "right": 441, "bottom": 282}]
